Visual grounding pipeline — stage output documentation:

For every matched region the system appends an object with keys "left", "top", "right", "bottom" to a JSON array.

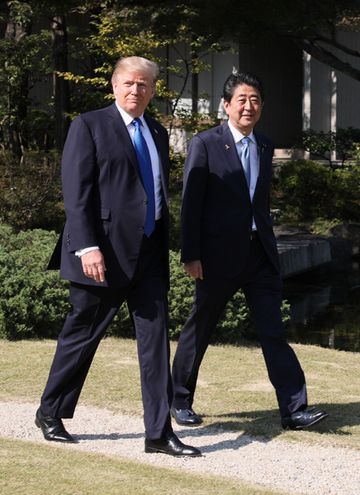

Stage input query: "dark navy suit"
[
  {"left": 42, "top": 103, "right": 173, "bottom": 439},
  {"left": 172, "top": 122, "right": 308, "bottom": 418}
]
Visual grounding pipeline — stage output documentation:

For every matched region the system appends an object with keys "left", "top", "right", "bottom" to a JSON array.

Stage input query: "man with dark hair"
[
  {"left": 35, "top": 56, "right": 200, "bottom": 457},
  {"left": 171, "top": 71, "right": 328, "bottom": 431}
]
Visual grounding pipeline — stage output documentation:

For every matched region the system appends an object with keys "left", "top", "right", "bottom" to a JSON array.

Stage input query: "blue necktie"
[
  {"left": 240, "top": 136, "right": 251, "bottom": 188},
  {"left": 132, "top": 118, "right": 155, "bottom": 237}
]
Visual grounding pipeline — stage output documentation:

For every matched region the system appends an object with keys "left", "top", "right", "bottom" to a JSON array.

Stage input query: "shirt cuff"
[{"left": 75, "top": 246, "right": 100, "bottom": 257}]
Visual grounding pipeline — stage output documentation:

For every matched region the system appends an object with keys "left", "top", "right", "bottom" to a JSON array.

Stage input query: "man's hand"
[
  {"left": 184, "top": 260, "right": 203, "bottom": 280},
  {"left": 80, "top": 249, "right": 106, "bottom": 283}
]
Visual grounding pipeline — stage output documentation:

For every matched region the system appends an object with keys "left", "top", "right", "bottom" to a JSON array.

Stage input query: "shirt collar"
[
  {"left": 227, "top": 120, "right": 256, "bottom": 145},
  {"left": 115, "top": 101, "right": 145, "bottom": 127}
]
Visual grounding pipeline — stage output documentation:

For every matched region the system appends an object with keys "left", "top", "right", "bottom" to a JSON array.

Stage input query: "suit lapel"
[
  {"left": 107, "top": 103, "right": 140, "bottom": 174},
  {"left": 145, "top": 114, "right": 169, "bottom": 205},
  {"left": 253, "top": 131, "right": 269, "bottom": 202}
]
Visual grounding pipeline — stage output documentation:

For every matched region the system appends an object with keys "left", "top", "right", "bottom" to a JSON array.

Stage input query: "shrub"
[
  {"left": 0, "top": 151, "right": 64, "bottom": 232},
  {"left": 105, "top": 251, "right": 252, "bottom": 341},
  {"left": 275, "top": 160, "right": 334, "bottom": 221},
  {"left": 167, "top": 251, "right": 252, "bottom": 341},
  {"left": 274, "top": 160, "right": 360, "bottom": 223},
  {"left": 0, "top": 227, "right": 255, "bottom": 342},
  {"left": 167, "top": 250, "right": 196, "bottom": 338},
  {"left": 332, "top": 166, "right": 360, "bottom": 220},
  {"left": 300, "top": 129, "right": 334, "bottom": 163},
  {"left": 169, "top": 151, "right": 185, "bottom": 190},
  {"left": 0, "top": 225, "right": 70, "bottom": 339},
  {"left": 169, "top": 190, "right": 182, "bottom": 251},
  {"left": 299, "top": 127, "right": 360, "bottom": 166}
]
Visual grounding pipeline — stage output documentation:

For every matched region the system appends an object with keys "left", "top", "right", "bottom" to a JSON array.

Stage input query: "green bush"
[
  {"left": 332, "top": 166, "right": 360, "bottom": 220},
  {"left": 168, "top": 251, "right": 253, "bottom": 341},
  {"left": 96, "top": 251, "right": 252, "bottom": 341},
  {"left": 0, "top": 151, "right": 64, "bottom": 232},
  {"left": 167, "top": 250, "right": 196, "bottom": 338},
  {"left": 0, "top": 227, "right": 254, "bottom": 342},
  {"left": 169, "top": 151, "right": 185, "bottom": 190},
  {"left": 299, "top": 127, "right": 360, "bottom": 166},
  {"left": 274, "top": 160, "right": 360, "bottom": 222},
  {"left": 0, "top": 225, "right": 70, "bottom": 339},
  {"left": 169, "top": 190, "right": 182, "bottom": 251},
  {"left": 274, "top": 160, "right": 333, "bottom": 221}
]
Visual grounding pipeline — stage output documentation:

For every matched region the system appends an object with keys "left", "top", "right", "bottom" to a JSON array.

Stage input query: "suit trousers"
[
  {"left": 172, "top": 236, "right": 308, "bottom": 418},
  {"left": 41, "top": 222, "right": 172, "bottom": 439}
]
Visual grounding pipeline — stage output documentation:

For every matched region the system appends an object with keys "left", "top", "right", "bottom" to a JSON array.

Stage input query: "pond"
[{"left": 283, "top": 258, "right": 360, "bottom": 352}]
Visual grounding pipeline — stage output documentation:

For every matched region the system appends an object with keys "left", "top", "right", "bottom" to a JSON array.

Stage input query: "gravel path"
[{"left": 1, "top": 401, "right": 360, "bottom": 495}]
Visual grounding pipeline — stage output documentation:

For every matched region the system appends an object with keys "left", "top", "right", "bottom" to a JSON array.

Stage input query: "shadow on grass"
[
  {"left": 69, "top": 403, "right": 359, "bottom": 452},
  {"left": 173, "top": 402, "right": 360, "bottom": 453}
]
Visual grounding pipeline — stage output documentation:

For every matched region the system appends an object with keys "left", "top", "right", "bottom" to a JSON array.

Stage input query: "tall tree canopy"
[
  {"left": 1, "top": 0, "right": 360, "bottom": 155},
  {"left": 130, "top": 0, "right": 360, "bottom": 80}
]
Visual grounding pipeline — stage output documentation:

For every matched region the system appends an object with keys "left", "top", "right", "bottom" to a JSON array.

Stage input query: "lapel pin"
[
  {"left": 258, "top": 143, "right": 267, "bottom": 153},
  {"left": 225, "top": 144, "right": 230, "bottom": 150}
]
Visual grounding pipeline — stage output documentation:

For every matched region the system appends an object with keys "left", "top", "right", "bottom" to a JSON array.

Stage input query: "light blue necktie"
[
  {"left": 240, "top": 136, "right": 251, "bottom": 188},
  {"left": 132, "top": 118, "right": 155, "bottom": 236}
]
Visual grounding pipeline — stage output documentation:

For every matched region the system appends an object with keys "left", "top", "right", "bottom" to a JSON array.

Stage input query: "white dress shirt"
[{"left": 76, "top": 104, "right": 163, "bottom": 257}]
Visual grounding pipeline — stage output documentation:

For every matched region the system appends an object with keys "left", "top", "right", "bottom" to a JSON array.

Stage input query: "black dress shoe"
[
  {"left": 145, "top": 432, "right": 201, "bottom": 457},
  {"left": 281, "top": 406, "right": 328, "bottom": 430},
  {"left": 171, "top": 407, "right": 202, "bottom": 426},
  {"left": 35, "top": 408, "right": 77, "bottom": 443}
]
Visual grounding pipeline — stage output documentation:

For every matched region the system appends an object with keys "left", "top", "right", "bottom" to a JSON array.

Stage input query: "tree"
[
  {"left": 60, "top": 3, "right": 228, "bottom": 132},
  {"left": 249, "top": 0, "right": 360, "bottom": 83},
  {"left": 0, "top": 1, "right": 45, "bottom": 156},
  {"left": 130, "top": 0, "right": 360, "bottom": 82},
  {"left": 2, "top": 0, "right": 360, "bottom": 157},
  {"left": 0, "top": 0, "right": 101, "bottom": 155}
]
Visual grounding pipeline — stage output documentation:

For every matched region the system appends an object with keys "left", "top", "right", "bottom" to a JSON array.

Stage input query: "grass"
[
  {"left": 0, "top": 437, "right": 279, "bottom": 495},
  {"left": 0, "top": 338, "right": 360, "bottom": 494}
]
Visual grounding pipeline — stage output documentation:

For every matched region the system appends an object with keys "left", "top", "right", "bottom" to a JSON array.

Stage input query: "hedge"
[
  {"left": 0, "top": 225, "right": 253, "bottom": 342},
  {"left": 0, "top": 151, "right": 64, "bottom": 232},
  {"left": 274, "top": 160, "right": 360, "bottom": 222}
]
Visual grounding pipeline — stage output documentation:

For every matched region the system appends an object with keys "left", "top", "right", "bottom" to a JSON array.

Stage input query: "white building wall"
[
  {"left": 162, "top": 29, "right": 360, "bottom": 152},
  {"left": 309, "top": 58, "right": 332, "bottom": 131},
  {"left": 310, "top": 29, "right": 360, "bottom": 132}
]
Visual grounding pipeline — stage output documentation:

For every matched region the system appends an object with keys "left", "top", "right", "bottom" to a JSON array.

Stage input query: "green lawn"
[
  {"left": 0, "top": 338, "right": 359, "bottom": 494},
  {"left": 1, "top": 338, "right": 359, "bottom": 448},
  {"left": 0, "top": 437, "right": 280, "bottom": 495}
]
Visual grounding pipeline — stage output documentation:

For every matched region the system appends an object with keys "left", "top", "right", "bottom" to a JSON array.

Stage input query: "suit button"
[
  {"left": 138, "top": 226, "right": 144, "bottom": 232},
  {"left": 143, "top": 199, "right": 148, "bottom": 205}
]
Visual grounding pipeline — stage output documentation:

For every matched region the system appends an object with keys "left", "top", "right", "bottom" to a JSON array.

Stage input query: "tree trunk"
[
  {"left": 191, "top": 49, "right": 199, "bottom": 114},
  {"left": 51, "top": 14, "right": 70, "bottom": 151},
  {"left": 4, "top": 1, "right": 31, "bottom": 158},
  {"left": 192, "top": 71, "right": 198, "bottom": 113}
]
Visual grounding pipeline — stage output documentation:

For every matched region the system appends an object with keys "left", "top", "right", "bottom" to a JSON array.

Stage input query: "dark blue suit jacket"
[
  {"left": 181, "top": 121, "right": 280, "bottom": 278},
  {"left": 49, "top": 103, "right": 170, "bottom": 287}
]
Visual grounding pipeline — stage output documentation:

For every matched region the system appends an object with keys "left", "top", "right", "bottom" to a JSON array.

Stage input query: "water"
[{"left": 283, "top": 259, "right": 360, "bottom": 352}]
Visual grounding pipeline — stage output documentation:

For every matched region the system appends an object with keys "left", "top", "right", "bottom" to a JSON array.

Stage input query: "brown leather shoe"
[
  {"left": 35, "top": 408, "right": 77, "bottom": 443},
  {"left": 145, "top": 432, "right": 201, "bottom": 456}
]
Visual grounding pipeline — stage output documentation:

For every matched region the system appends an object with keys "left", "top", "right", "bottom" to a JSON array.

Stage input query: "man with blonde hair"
[{"left": 35, "top": 56, "right": 200, "bottom": 457}]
